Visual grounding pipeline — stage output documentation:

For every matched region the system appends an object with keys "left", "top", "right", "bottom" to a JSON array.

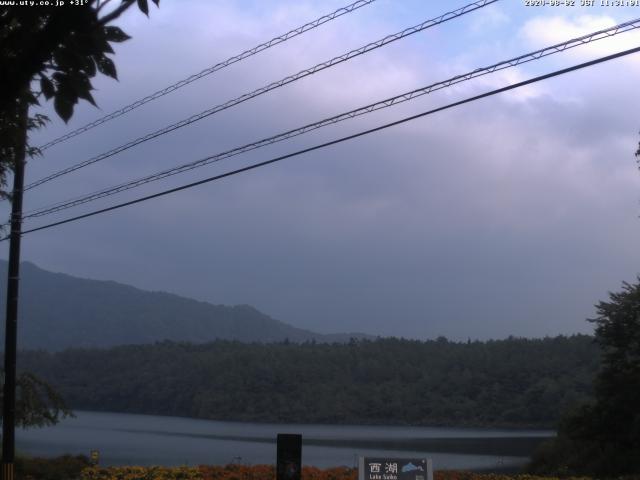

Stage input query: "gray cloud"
[{"left": 4, "top": 1, "right": 640, "bottom": 341}]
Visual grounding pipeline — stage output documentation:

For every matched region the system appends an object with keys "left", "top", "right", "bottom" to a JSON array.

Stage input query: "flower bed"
[
  {"left": 80, "top": 465, "right": 599, "bottom": 480},
  {"left": 80, "top": 465, "right": 202, "bottom": 480}
]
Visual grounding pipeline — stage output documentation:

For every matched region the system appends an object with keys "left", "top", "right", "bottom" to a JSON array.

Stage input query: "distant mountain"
[{"left": 0, "top": 260, "right": 371, "bottom": 351}]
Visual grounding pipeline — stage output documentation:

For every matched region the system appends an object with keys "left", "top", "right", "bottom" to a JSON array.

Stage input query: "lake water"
[{"left": 16, "top": 411, "right": 553, "bottom": 470}]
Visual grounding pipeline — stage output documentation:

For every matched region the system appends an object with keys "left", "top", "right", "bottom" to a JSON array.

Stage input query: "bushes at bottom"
[
  {"left": 81, "top": 465, "right": 357, "bottom": 480},
  {"left": 80, "top": 464, "right": 607, "bottom": 480},
  {"left": 15, "top": 454, "right": 91, "bottom": 480},
  {"left": 81, "top": 465, "right": 201, "bottom": 479}
]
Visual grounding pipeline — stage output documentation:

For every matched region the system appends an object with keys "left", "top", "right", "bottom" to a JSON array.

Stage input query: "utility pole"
[{"left": 2, "top": 98, "right": 28, "bottom": 480}]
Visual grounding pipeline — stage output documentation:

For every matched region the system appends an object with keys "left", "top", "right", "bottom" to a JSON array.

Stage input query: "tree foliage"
[
  {"left": 0, "top": 0, "right": 159, "bottom": 195},
  {"left": 0, "top": 369, "right": 71, "bottom": 429},
  {"left": 19, "top": 335, "right": 598, "bottom": 428},
  {"left": 530, "top": 280, "right": 640, "bottom": 477},
  {"left": 16, "top": 454, "right": 90, "bottom": 480}
]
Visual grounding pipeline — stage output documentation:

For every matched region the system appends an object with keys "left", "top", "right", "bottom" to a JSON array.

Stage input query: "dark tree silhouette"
[
  {"left": 18, "top": 335, "right": 599, "bottom": 428},
  {"left": 586, "top": 280, "right": 640, "bottom": 472},
  {"left": 0, "top": 369, "right": 71, "bottom": 429},
  {"left": 0, "top": 0, "right": 159, "bottom": 195},
  {"left": 530, "top": 280, "right": 640, "bottom": 477}
]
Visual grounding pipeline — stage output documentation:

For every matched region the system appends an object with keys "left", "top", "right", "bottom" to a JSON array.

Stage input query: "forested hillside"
[
  {"left": 19, "top": 335, "right": 599, "bottom": 428},
  {"left": 0, "top": 261, "right": 368, "bottom": 350}
]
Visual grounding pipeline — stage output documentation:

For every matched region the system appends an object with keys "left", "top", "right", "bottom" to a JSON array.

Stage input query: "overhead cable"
[
  {"left": 21, "top": 17, "right": 640, "bottom": 220},
  {"left": 36, "top": 0, "right": 379, "bottom": 151},
  {"left": 25, "top": 0, "right": 498, "bottom": 191},
  {"left": 10, "top": 44, "right": 640, "bottom": 239}
]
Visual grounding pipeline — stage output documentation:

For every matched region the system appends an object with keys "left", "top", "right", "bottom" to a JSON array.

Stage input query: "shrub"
[{"left": 16, "top": 454, "right": 91, "bottom": 480}]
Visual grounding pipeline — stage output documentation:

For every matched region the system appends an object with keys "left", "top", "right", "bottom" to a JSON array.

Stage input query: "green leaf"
[
  {"left": 53, "top": 46, "right": 78, "bottom": 70},
  {"left": 54, "top": 93, "right": 75, "bottom": 123},
  {"left": 96, "top": 55, "right": 117, "bottom": 80},
  {"left": 27, "top": 113, "right": 49, "bottom": 131},
  {"left": 100, "top": 35, "right": 115, "bottom": 54},
  {"left": 40, "top": 75, "right": 55, "bottom": 100},
  {"left": 104, "top": 26, "right": 131, "bottom": 43},
  {"left": 77, "top": 87, "right": 97, "bottom": 107},
  {"left": 137, "top": 0, "right": 149, "bottom": 16},
  {"left": 87, "top": 30, "right": 115, "bottom": 55},
  {"left": 82, "top": 56, "right": 97, "bottom": 77},
  {"left": 24, "top": 91, "right": 39, "bottom": 106},
  {"left": 27, "top": 146, "right": 42, "bottom": 158},
  {"left": 57, "top": 72, "right": 97, "bottom": 107}
]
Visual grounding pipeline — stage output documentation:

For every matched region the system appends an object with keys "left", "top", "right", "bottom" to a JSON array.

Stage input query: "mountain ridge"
[{"left": 0, "top": 260, "right": 372, "bottom": 351}]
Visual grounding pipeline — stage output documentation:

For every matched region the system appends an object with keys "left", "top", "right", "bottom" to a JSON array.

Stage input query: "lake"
[{"left": 16, "top": 411, "right": 553, "bottom": 470}]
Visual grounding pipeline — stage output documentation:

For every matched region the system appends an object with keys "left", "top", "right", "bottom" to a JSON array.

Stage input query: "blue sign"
[{"left": 359, "top": 457, "right": 432, "bottom": 480}]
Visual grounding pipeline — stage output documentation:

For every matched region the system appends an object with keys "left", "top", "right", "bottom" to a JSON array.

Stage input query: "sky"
[{"left": 3, "top": 0, "right": 640, "bottom": 340}]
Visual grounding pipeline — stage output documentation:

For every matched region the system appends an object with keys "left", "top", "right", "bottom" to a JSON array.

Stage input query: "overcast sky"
[{"left": 3, "top": 0, "right": 640, "bottom": 340}]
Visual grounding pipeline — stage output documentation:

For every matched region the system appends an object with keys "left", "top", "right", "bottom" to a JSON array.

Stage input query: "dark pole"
[{"left": 2, "top": 98, "right": 27, "bottom": 480}]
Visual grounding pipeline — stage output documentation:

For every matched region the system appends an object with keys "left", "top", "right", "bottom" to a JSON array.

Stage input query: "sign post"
[{"left": 277, "top": 434, "right": 302, "bottom": 480}]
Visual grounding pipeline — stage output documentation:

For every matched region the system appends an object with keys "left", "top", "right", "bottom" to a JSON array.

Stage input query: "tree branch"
[
  {"left": 98, "top": 0, "right": 136, "bottom": 25},
  {"left": 96, "top": 0, "right": 115, "bottom": 14}
]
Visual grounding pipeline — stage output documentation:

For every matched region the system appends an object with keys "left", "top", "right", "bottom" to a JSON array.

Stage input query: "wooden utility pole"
[{"left": 2, "top": 98, "right": 28, "bottom": 480}]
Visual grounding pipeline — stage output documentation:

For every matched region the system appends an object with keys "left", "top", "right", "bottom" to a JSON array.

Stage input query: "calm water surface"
[{"left": 16, "top": 411, "right": 553, "bottom": 470}]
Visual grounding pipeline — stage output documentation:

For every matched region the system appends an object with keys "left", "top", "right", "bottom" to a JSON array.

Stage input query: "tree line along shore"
[{"left": 19, "top": 335, "right": 598, "bottom": 428}]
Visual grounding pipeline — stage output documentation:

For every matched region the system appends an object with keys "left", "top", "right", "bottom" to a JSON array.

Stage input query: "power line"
[
  {"left": 24, "top": 0, "right": 498, "bottom": 191},
  {"left": 36, "top": 0, "right": 378, "bottom": 152},
  {"left": 10, "top": 45, "right": 640, "bottom": 240},
  {"left": 21, "top": 17, "right": 640, "bottom": 220}
]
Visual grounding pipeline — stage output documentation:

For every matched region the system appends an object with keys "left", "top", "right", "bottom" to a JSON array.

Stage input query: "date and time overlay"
[
  {"left": 525, "top": 0, "right": 639, "bottom": 7},
  {"left": 3, "top": 0, "right": 640, "bottom": 9}
]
